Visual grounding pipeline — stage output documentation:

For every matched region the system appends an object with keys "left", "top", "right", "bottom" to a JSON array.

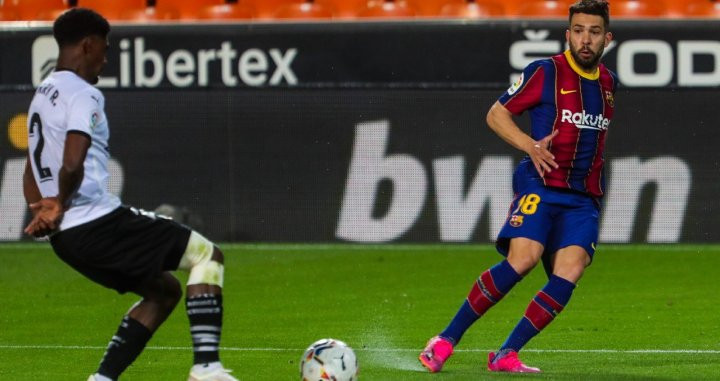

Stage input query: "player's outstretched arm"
[{"left": 486, "top": 101, "right": 558, "bottom": 177}]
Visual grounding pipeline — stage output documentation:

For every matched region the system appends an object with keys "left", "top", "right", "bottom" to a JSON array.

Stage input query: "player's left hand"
[{"left": 24, "top": 197, "right": 64, "bottom": 237}]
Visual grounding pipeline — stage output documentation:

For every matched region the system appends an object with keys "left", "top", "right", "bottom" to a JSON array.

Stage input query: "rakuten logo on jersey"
[{"left": 560, "top": 109, "right": 610, "bottom": 131}]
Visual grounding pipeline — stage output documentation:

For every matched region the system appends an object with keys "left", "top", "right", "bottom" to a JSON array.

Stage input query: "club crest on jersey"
[
  {"left": 605, "top": 91, "right": 614, "bottom": 108},
  {"left": 507, "top": 73, "right": 524, "bottom": 95},
  {"left": 509, "top": 215, "right": 524, "bottom": 227}
]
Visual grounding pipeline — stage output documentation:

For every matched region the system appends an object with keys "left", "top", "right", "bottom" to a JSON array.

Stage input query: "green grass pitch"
[{"left": 1, "top": 243, "right": 719, "bottom": 380}]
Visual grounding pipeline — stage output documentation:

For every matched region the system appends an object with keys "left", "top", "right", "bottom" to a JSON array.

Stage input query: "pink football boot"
[
  {"left": 488, "top": 350, "right": 541, "bottom": 373},
  {"left": 418, "top": 336, "right": 454, "bottom": 372}
]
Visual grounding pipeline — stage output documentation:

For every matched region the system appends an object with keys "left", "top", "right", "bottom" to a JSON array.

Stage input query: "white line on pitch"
[{"left": 0, "top": 345, "right": 718, "bottom": 354}]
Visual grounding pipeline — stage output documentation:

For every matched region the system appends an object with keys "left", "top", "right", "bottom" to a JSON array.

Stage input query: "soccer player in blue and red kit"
[{"left": 419, "top": 0, "right": 617, "bottom": 374}]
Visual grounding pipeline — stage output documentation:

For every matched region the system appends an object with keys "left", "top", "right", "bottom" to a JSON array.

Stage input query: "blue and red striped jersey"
[{"left": 498, "top": 50, "right": 617, "bottom": 198}]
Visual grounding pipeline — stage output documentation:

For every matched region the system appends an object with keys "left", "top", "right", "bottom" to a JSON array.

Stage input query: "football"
[{"left": 300, "top": 338, "right": 359, "bottom": 381}]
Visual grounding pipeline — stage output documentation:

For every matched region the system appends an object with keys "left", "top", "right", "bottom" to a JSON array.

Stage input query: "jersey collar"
[{"left": 564, "top": 50, "right": 600, "bottom": 80}]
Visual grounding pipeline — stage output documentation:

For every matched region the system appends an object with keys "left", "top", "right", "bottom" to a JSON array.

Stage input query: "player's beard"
[{"left": 569, "top": 41, "right": 604, "bottom": 71}]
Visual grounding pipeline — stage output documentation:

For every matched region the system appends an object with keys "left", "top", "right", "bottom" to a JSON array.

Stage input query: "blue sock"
[
  {"left": 500, "top": 275, "right": 576, "bottom": 353},
  {"left": 440, "top": 260, "right": 521, "bottom": 345}
]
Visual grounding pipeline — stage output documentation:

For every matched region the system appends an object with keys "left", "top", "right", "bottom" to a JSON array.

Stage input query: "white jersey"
[{"left": 27, "top": 70, "right": 121, "bottom": 231}]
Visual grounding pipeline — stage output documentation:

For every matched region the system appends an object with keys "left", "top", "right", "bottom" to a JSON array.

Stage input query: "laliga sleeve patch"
[
  {"left": 507, "top": 72, "right": 524, "bottom": 95},
  {"left": 90, "top": 112, "right": 100, "bottom": 130}
]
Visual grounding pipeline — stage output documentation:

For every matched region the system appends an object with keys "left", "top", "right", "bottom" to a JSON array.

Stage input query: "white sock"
[
  {"left": 92, "top": 374, "right": 114, "bottom": 381},
  {"left": 191, "top": 361, "right": 222, "bottom": 374}
]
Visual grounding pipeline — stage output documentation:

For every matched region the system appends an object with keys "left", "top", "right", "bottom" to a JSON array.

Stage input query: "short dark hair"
[
  {"left": 53, "top": 8, "right": 110, "bottom": 48},
  {"left": 569, "top": 0, "right": 610, "bottom": 29}
]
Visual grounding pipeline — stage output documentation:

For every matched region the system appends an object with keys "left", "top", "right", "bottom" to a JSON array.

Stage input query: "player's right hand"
[
  {"left": 24, "top": 197, "right": 64, "bottom": 237},
  {"left": 527, "top": 129, "right": 559, "bottom": 177}
]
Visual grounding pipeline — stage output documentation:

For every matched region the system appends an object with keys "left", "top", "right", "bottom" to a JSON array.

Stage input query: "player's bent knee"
[
  {"left": 178, "top": 231, "right": 214, "bottom": 270},
  {"left": 178, "top": 231, "right": 225, "bottom": 287},
  {"left": 188, "top": 260, "right": 224, "bottom": 287},
  {"left": 507, "top": 253, "right": 541, "bottom": 275}
]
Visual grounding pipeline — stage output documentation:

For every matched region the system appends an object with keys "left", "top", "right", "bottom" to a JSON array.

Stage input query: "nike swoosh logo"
[{"left": 560, "top": 88, "right": 577, "bottom": 95}]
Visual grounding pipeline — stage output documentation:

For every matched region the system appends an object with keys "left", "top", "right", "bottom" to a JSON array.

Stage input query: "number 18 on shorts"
[{"left": 497, "top": 187, "right": 600, "bottom": 258}]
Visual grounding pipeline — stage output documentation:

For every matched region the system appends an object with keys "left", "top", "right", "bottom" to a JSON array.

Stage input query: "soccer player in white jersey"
[{"left": 23, "top": 8, "right": 238, "bottom": 381}]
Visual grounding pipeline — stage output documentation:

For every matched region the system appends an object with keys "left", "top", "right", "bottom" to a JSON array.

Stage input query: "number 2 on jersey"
[
  {"left": 514, "top": 193, "right": 541, "bottom": 215},
  {"left": 29, "top": 113, "right": 52, "bottom": 180}
]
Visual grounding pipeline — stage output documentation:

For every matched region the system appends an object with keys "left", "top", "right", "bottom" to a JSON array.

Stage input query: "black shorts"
[{"left": 50, "top": 206, "right": 192, "bottom": 294}]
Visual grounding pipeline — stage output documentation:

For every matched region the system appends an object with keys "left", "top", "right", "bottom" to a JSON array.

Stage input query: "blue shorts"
[{"left": 496, "top": 183, "right": 600, "bottom": 277}]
